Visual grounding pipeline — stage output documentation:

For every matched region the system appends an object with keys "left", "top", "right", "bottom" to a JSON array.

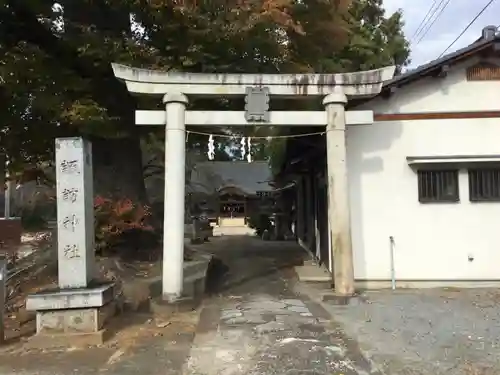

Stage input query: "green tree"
[
  {"left": 337, "top": 0, "right": 410, "bottom": 73},
  {"left": 287, "top": 0, "right": 410, "bottom": 73},
  {"left": 1, "top": 0, "right": 300, "bottom": 200},
  {"left": 1, "top": 1, "right": 154, "bottom": 200},
  {"left": 266, "top": 0, "right": 410, "bottom": 171},
  {"left": 0, "top": 0, "right": 410, "bottom": 200}
]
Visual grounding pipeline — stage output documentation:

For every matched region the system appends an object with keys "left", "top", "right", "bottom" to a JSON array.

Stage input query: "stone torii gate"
[{"left": 112, "top": 63, "right": 395, "bottom": 302}]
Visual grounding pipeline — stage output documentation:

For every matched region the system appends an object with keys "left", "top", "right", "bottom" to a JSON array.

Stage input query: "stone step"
[
  {"left": 213, "top": 226, "right": 255, "bottom": 236},
  {"left": 294, "top": 261, "right": 331, "bottom": 283}
]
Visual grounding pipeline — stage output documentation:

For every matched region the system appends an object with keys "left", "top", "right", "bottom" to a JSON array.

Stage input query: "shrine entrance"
[
  {"left": 112, "top": 63, "right": 395, "bottom": 302},
  {"left": 219, "top": 192, "right": 246, "bottom": 225},
  {"left": 219, "top": 200, "right": 245, "bottom": 218}
]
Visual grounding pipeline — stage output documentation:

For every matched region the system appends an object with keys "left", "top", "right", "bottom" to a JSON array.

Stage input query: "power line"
[
  {"left": 413, "top": 0, "right": 444, "bottom": 41},
  {"left": 414, "top": 0, "right": 447, "bottom": 43},
  {"left": 415, "top": 0, "right": 454, "bottom": 45},
  {"left": 410, "top": 0, "right": 439, "bottom": 41},
  {"left": 438, "top": 0, "right": 497, "bottom": 58}
]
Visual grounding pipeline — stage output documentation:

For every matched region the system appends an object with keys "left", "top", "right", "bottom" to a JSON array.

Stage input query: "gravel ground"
[{"left": 301, "top": 286, "right": 500, "bottom": 375}]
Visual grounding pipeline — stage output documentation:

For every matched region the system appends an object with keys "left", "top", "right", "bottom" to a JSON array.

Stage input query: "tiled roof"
[
  {"left": 384, "top": 26, "right": 499, "bottom": 90},
  {"left": 188, "top": 161, "right": 273, "bottom": 195}
]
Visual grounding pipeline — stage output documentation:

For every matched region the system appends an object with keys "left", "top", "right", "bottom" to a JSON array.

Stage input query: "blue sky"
[{"left": 384, "top": 0, "right": 500, "bottom": 68}]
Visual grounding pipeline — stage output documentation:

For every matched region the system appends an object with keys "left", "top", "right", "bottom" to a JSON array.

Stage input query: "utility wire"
[
  {"left": 411, "top": 0, "right": 440, "bottom": 42},
  {"left": 438, "top": 0, "right": 497, "bottom": 58},
  {"left": 413, "top": 0, "right": 447, "bottom": 43},
  {"left": 415, "top": 0, "right": 454, "bottom": 45}
]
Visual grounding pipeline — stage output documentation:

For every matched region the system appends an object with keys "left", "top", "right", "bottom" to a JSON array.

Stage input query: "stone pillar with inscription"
[
  {"left": 25, "top": 138, "right": 116, "bottom": 348},
  {"left": 55, "top": 138, "right": 95, "bottom": 288}
]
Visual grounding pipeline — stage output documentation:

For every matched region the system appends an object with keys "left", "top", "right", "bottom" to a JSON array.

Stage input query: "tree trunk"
[{"left": 90, "top": 136, "right": 147, "bottom": 203}]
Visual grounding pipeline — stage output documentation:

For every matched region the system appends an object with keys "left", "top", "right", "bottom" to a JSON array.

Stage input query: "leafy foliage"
[
  {"left": 93, "top": 196, "right": 154, "bottom": 252},
  {"left": 336, "top": 0, "right": 411, "bottom": 73},
  {"left": 0, "top": 0, "right": 411, "bottom": 193}
]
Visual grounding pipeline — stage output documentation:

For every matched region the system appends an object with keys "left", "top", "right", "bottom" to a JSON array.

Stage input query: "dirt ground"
[
  {"left": 2, "top": 230, "right": 163, "bottom": 343},
  {"left": 299, "top": 283, "right": 500, "bottom": 375}
]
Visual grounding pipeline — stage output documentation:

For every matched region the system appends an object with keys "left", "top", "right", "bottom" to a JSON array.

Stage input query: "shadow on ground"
[{"left": 203, "top": 236, "right": 306, "bottom": 296}]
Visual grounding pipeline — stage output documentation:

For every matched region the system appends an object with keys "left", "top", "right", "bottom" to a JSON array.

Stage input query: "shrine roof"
[{"left": 187, "top": 161, "right": 273, "bottom": 196}]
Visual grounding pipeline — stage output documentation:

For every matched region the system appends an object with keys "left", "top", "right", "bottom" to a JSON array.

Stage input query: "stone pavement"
[
  {"left": 185, "top": 293, "right": 380, "bottom": 375},
  {"left": 0, "top": 236, "right": 377, "bottom": 375},
  {"left": 183, "top": 236, "right": 379, "bottom": 375}
]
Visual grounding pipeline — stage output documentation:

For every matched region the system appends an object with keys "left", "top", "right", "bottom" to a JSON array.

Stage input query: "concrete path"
[
  {"left": 184, "top": 236, "right": 379, "bottom": 375},
  {"left": 0, "top": 236, "right": 377, "bottom": 375},
  {"left": 186, "top": 294, "right": 377, "bottom": 375}
]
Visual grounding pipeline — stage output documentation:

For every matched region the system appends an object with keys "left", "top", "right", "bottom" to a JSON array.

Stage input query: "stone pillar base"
[
  {"left": 150, "top": 296, "right": 200, "bottom": 317},
  {"left": 25, "top": 283, "right": 117, "bottom": 347},
  {"left": 322, "top": 292, "right": 363, "bottom": 306}
]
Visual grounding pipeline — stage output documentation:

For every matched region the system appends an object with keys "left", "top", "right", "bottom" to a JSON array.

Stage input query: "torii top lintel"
[{"left": 111, "top": 63, "right": 395, "bottom": 97}]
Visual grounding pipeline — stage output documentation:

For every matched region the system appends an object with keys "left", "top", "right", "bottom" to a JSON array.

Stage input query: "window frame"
[
  {"left": 468, "top": 167, "right": 500, "bottom": 202},
  {"left": 417, "top": 169, "right": 460, "bottom": 203}
]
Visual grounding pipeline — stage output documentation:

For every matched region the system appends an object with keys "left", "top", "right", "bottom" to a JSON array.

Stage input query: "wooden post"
[
  {"left": 244, "top": 198, "right": 247, "bottom": 225},
  {"left": 323, "top": 93, "right": 355, "bottom": 296},
  {"left": 305, "top": 174, "right": 315, "bottom": 250},
  {"left": 313, "top": 171, "right": 322, "bottom": 260},
  {"left": 3, "top": 157, "right": 11, "bottom": 219},
  {"left": 296, "top": 176, "right": 305, "bottom": 242},
  {"left": 0, "top": 255, "right": 6, "bottom": 344}
]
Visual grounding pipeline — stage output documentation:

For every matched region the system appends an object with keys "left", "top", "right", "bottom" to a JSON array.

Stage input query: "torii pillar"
[
  {"left": 324, "top": 93, "right": 354, "bottom": 296},
  {"left": 162, "top": 93, "right": 188, "bottom": 301}
]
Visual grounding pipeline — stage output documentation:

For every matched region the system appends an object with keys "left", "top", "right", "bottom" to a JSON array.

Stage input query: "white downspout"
[{"left": 389, "top": 236, "right": 396, "bottom": 290}]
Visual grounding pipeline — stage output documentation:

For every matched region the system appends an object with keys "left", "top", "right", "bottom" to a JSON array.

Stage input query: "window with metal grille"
[
  {"left": 468, "top": 168, "right": 500, "bottom": 201},
  {"left": 417, "top": 170, "right": 459, "bottom": 203}
]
